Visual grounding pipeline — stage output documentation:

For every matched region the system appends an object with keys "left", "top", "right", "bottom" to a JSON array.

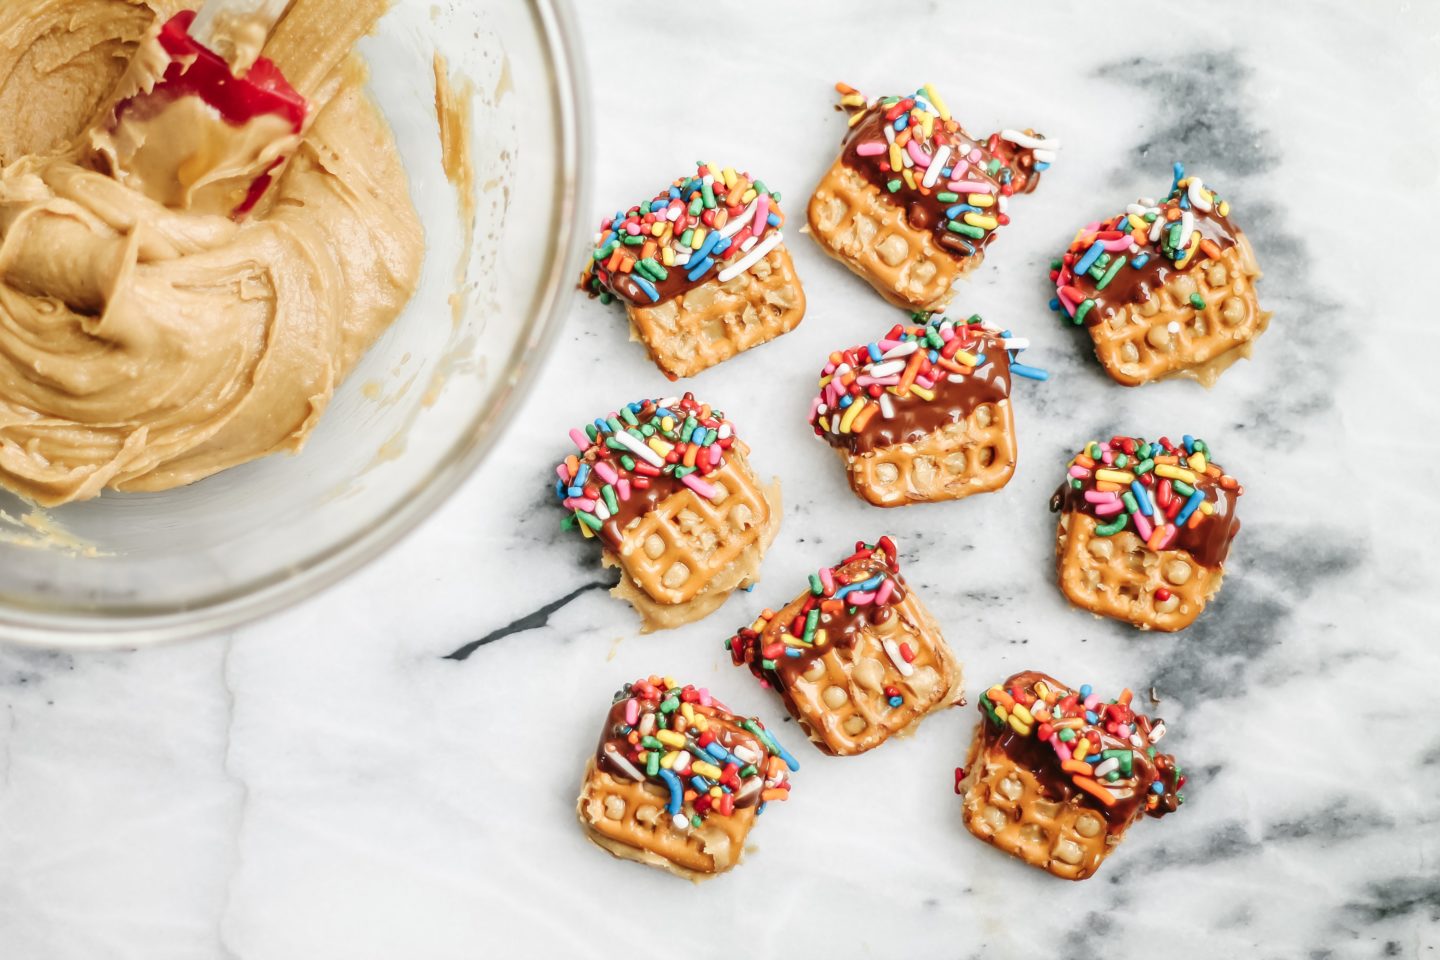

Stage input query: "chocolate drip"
[
  {"left": 1050, "top": 468, "right": 1241, "bottom": 570},
  {"left": 825, "top": 335, "right": 1011, "bottom": 456},
  {"left": 838, "top": 106, "right": 1044, "bottom": 262}
]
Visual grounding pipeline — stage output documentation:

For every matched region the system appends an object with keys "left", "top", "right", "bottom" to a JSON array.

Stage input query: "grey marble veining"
[{"left": 2, "top": 2, "right": 1439, "bottom": 957}]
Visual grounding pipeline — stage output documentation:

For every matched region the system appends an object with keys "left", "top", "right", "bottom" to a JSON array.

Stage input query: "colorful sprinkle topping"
[
  {"left": 835, "top": 82, "right": 1058, "bottom": 258},
  {"left": 1050, "top": 162, "right": 1237, "bottom": 325},
  {"left": 580, "top": 162, "right": 786, "bottom": 307},
  {"left": 979, "top": 672, "right": 1184, "bottom": 819},
  {"left": 808, "top": 312, "right": 1045, "bottom": 450},
  {"left": 727, "top": 538, "right": 910, "bottom": 685},
  {"left": 597, "top": 675, "right": 798, "bottom": 829},
  {"left": 1054, "top": 434, "right": 1243, "bottom": 565},
  {"left": 554, "top": 393, "right": 736, "bottom": 549}
]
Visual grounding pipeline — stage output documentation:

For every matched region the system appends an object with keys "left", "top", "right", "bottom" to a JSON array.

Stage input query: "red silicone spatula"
[{"left": 100, "top": 0, "right": 306, "bottom": 218}]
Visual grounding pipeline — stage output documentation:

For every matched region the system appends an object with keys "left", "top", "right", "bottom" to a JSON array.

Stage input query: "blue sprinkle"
[
  {"left": 894, "top": 114, "right": 909, "bottom": 130},
  {"left": 631, "top": 276, "right": 660, "bottom": 302},
  {"left": 1131, "top": 253, "right": 1151, "bottom": 269},
  {"left": 1080, "top": 684, "right": 1093, "bottom": 698},
  {"left": 838, "top": 394, "right": 854, "bottom": 409},
  {"left": 685, "top": 257, "right": 714, "bottom": 282},
  {"left": 1151, "top": 781, "right": 1166, "bottom": 794},
  {"left": 1183, "top": 434, "right": 1196, "bottom": 452},
  {"left": 1035, "top": 161, "right": 1051, "bottom": 171},
  {"left": 692, "top": 229, "right": 722, "bottom": 261},
  {"left": 705, "top": 742, "right": 728, "bottom": 761},
  {"left": 1075, "top": 241, "right": 1105, "bottom": 275},
  {"left": 784, "top": 648, "right": 802, "bottom": 658},
  {"left": 766, "top": 212, "right": 781, "bottom": 227},
  {"left": 1175, "top": 489, "right": 1205, "bottom": 526},
  {"left": 1049, "top": 297, "right": 1062, "bottom": 311},
  {"left": 668, "top": 186, "right": 681, "bottom": 199},
  {"left": 658, "top": 769, "right": 683, "bottom": 815},
  {"left": 867, "top": 343, "right": 883, "bottom": 362},
  {"left": 1010, "top": 363, "right": 1049, "bottom": 381},
  {"left": 1131, "top": 480, "right": 1154, "bottom": 517},
  {"left": 1085, "top": 711, "right": 1098, "bottom": 724},
  {"left": 689, "top": 775, "right": 713, "bottom": 794},
  {"left": 553, "top": 478, "right": 565, "bottom": 499},
  {"left": 888, "top": 696, "right": 903, "bottom": 708},
  {"left": 946, "top": 203, "right": 980, "bottom": 218},
  {"left": 566, "top": 485, "right": 582, "bottom": 498}
]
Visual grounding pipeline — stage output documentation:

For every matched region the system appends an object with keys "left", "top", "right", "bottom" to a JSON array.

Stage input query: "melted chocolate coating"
[
  {"left": 1050, "top": 464, "right": 1241, "bottom": 570},
  {"left": 980, "top": 670, "right": 1176, "bottom": 831},
  {"left": 839, "top": 105, "right": 1044, "bottom": 262},
  {"left": 824, "top": 334, "right": 1011, "bottom": 456}
]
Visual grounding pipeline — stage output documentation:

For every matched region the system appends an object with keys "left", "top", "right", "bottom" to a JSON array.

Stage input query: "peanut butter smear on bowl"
[{"left": 0, "top": 0, "right": 422, "bottom": 506}]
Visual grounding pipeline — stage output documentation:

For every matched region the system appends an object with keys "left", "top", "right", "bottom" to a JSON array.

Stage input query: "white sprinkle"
[
  {"left": 1092, "top": 757, "right": 1120, "bottom": 778},
  {"left": 604, "top": 744, "right": 645, "bottom": 781},
  {"left": 1187, "top": 177, "right": 1213, "bottom": 212},
  {"left": 1178, "top": 209, "right": 1195, "bottom": 250},
  {"left": 882, "top": 639, "right": 914, "bottom": 677},
  {"left": 865, "top": 359, "right": 905, "bottom": 378},
  {"left": 739, "top": 234, "right": 758, "bottom": 252},
  {"left": 717, "top": 422, "right": 732, "bottom": 440},
  {"left": 1033, "top": 149, "right": 1057, "bottom": 164},
  {"left": 1167, "top": 321, "right": 1181, "bottom": 334},
  {"left": 593, "top": 499, "right": 611, "bottom": 521},
  {"left": 881, "top": 341, "right": 918, "bottom": 360},
  {"left": 611, "top": 430, "right": 664, "bottom": 467},
  {"left": 1002, "top": 338, "right": 1029, "bottom": 350},
  {"left": 879, "top": 392, "right": 895, "bottom": 419},
  {"left": 921, "top": 143, "right": 951, "bottom": 188},
  {"left": 716, "top": 230, "right": 783, "bottom": 282},
  {"left": 1149, "top": 720, "right": 1167, "bottom": 743},
  {"left": 720, "top": 198, "right": 758, "bottom": 238},
  {"left": 672, "top": 813, "right": 689, "bottom": 830},
  {"left": 883, "top": 123, "right": 896, "bottom": 144},
  {"left": 999, "top": 129, "right": 1061, "bottom": 151}
]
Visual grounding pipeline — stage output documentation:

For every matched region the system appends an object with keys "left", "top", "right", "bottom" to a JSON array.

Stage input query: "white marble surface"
[{"left": 3, "top": 2, "right": 1440, "bottom": 957}]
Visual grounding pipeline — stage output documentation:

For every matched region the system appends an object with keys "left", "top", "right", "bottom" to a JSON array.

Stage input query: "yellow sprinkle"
[
  {"left": 922, "top": 82, "right": 951, "bottom": 121},
  {"left": 661, "top": 246, "right": 675, "bottom": 267},
  {"left": 709, "top": 786, "right": 723, "bottom": 798},
  {"left": 721, "top": 167, "right": 737, "bottom": 188},
  {"left": 840, "top": 93, "right": 866, "bottom": 108},
  {"left": 1128, "top": 214, "right": 1149, "bottom": 233},
  {"left": 650, "top": 221, "right": 665, "bottom": 237},
  {"left": 680, "top": 702, "right": 694, "bottom": 722},
  {"left": 814, "top": 628, "right": 827, "bottom": 647},
  {"left": 1007, "top": 715, "right": 1033, "bottom": 737},
  {"left": 660, "top": 751, "right": 679, "bottom": 769},
  {"left": 968, "top": 193, "right": 995, "bottom": 207},
  {"left": 648, "top": 436, "right": 674, "bottom": 457},
  {"left": 817, "top": 415, "right": 830, "bottom": 432},
  {"left": 579, "top": 521, "right": 594, "bottom": 540},
  {"left": 995, "top": 704, "right": 1009, "bottom": 722},
  {"left": 847, "top": 110, "right": 865, "bottom": 128},
  {"left": 660, "top": 415, "right": 674, "bottom": 432},
  {"left": 963, "top": 212, "right": 999, "bottom": 230},
  {"left": 889, "top": 142, "right": 903, "bottom": 173},
  {"left": 1200, "top": 501, "right": 1215, "bottom": 516},
  {"left": 1034, "top": 680, "right": 1051, "bottom": 700},
  {"left": 818, "top": 374, "right": 833, "bottom": 388},
  {"left": 1012, "top": 703, "right": 1035, "bottom": 725},
  {"left": 1095, "top": 469, "right": 1136, "bottom": 484},
  {"left": 1155, "top": 464, "right": 1198, "bottom": 484},
  {"left": 692, "top": 715, "right": 707, "bottom": 732},
  {"left": 952, "top": 349, "right": 979, "bottom": 366},
  {"left": 1218, "top": 200, "right": 1230, "bottom": 217},
  {"left": 909, "top": 384, "right": 935, "bottom": 401},
  {"left": 741, "top": 188, "right": 757, "bottom": 204},
  {"left": 838, "top": 395, "right": 867, "bottom": 433},
  {"left": 1074, "top": 739, "right": 1091, "bottom": 761},
  {"left": 1188, "top": 452, "right": 1208, "bottom": 472},
  {"left": 656, "top": 729, "right": 685, "bottom": 749},
  {"left": 692, "top": 761, "right": 723, "bottom": 780},
  {"left": 920, "top": 111, "right": 934, "bottom": 140},
  {"left": 690, "top": 227, "right": 706, "bottom": 251},
  {"left": 748, "top": 616, "right": 768, "bottom": 632},
  {"left": 901, "top": 168, "right": 917, "bottom": 190},
  {"left": 781, "top": 633, "right": 807, "bottom": 648}
]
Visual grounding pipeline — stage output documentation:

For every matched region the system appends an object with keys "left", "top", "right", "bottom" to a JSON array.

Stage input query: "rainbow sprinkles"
[{"left": 580, "top": 162, "right": 786, "bottom": 306}]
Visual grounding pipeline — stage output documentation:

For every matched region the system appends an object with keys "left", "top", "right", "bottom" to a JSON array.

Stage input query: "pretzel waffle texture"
[
  {"left": 1055, "top": 511, "right": 1221, "bottom": 632},
  {"left": 781, "top": 589, "right": 961, "bottom": 756},
  {"left": 957, "top": 725, "right": 1118, "bottom": 880},
  {"left": 577, "top": 759, "right": 755, "bottom": 881},
  {"left": 627, "top": 245, "right": 806, "bottom": 380},
  {"left": 605, "top": 450, "right": 781, "bottom": 632},
  {"left": 1088, "top": 233, "right": 1270, "bottom": 387},
  {"left": 806, "top": 161, "right": 968, "bottom": 311},
  {"left": 840, "top": 399, "right": 1016, "bottom": 508}
]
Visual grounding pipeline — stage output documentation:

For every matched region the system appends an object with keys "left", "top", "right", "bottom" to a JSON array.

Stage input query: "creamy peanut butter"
[{"left": 0, "top": 0, "right": 422, "bottom": 506}]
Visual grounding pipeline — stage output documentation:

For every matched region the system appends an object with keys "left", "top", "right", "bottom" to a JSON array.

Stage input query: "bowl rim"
[{"left": 0, "top": 0, "right": 591, "bottom": 649}]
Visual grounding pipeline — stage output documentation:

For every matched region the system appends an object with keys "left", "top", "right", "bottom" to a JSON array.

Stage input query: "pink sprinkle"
[
  {"left": 914, "top": 375, "right": 936, "bottom": 390},
  {"left": 967, "top": 147, "right": 983, "bottom": 163},
  {"left": 855, "top": 140, "right": 887, "bottom": 156},
  {"left": 938, "top": 325, "right": 955, "bottom": 342},
  {"left": 847, "top": 590, "right": 876, "bottom": 605},
  {"left": 1101, "top": 235, "right": 1135, "bottom": 252},
  {"left": 698, "top": 689, "right": 712, "bottom": 707},
  {"left": 876, "top": 338, "right": 904, "bottom": 351},
  {"left": 1101, "top": 450, "right": 1115, "bottom": 465},
  {"left": 625, "top": 222, "right": 641, "bottom": 236},
  {"left": 905, "top": 139, "right": 931, "bottom": 167},
  {"left": 857, "top": 375, "right": 900, "bottom": 387},
  {"left": 1156, "top": 525, "right": 1178, "bottom": 549},
  {"left": 1084, "top": 490, "right": 1119, "bottom": 504},
  {"left": 809, "top": 396, "right": 823, "bottom": 421},
  {"left": 950, "top": 160, "right": 970, "bottom": 180},
  {"left": 556, "top": 463, "right": 571, "bottom": 483},
  {"left": 593, "top": 461, "right": 618, "bottom": 485},
  {"left": 569, "top": 428, "right": 591, "bottom": 451},
  {"left": 820, "top": 566, "right": 835, "bottom": 595},
  {"left": 624, "top": 698, "right": 638, "bottom": 725},
  {"left": 1133, "top": 512, "right": 1154, "bottom": 541},
  {"left": 1083, "top": 693, "right": 1101, "bottom": 711},
  {"left": 1068, "top": 465, "right": 1092, "bottom": 479},
  {"left": 875, "top": 578, "right": 895, "bottom": 606},
  {"left": 562, "top": 497, "right": 595, "bottom": 511},
  {"left": 708, "top": 444, "right": 722, "bottom": 466},
  {"left": 1117, "top": 723, "right": 1132, "bottom": 739},
  {"left": 617, "top": 478, "right": 631, "bottom": 501},
  {"left": 752, "top": 195, "right": 770, "bottom": 234},
  {"left": 682, "top": 473, "right": 718, "bottom": 499},
  {"left": 1050, "top": 736, "right": 1072, "bottom": 762},
  {"left": 1094, "top": 500, "right": 1124, "bottom": 517},
  {"left": 951, "top": 179, "right": 996, "bottom": 195}
]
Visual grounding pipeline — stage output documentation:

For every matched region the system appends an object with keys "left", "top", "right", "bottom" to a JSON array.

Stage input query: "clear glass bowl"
[{"left": 0, "top": 0, "right": 587, "bottom": 647}]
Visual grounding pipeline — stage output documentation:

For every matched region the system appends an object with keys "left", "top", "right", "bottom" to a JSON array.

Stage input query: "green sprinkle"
[
  {"left": 621, "top": 234, "right": 645, "bottom": 246},
  {"left": 641, "top": 736, "right": 663, "bottom": 750},
  {"left": 937, "top": 191, "right": 959, "bottom": 202},
  {"left": 1138, "top": 442, "right": 1153, "bottom": 459},
  {"left": 761, "top": 658, "right": 777, "bottom": 671},
  {"left": 1096, "top": 255, "right": 1128, "bottom": 290},
  {"left": 598, "top": 291, "right": 613, "bottom": 305},
  {"left": 1095, "top": 514, "right": 1129, "bottom": 536},
  {"left": 601, "top": 485, "right": 619, "bottom": 515},
  {"left": 1114, "top": 453, "right": 1129, "bottom": 468},
  {"left": 809, "top": 573, "right": 824, "bottom": 596},
  {"left": 739, "top": 764, "right": 757, "bottom": 778},
  {"left": 979, "top": 695, "right": 1001, "bottom": 725},
  {"left": 1074, "top": 299, "right": 1095, "bottom": 325},
  {"left": 593, "top": 239, "right": 617, "bottom": 260},
  {"left": 659, "top": 695, "right": 679, "bottom": 714},
  {"left": 1189, "top": 293, "right": 1207, "bottom": 309},
  {"left": 560, "top": 515, "right": 575, "bottom": 531},
  {"left": 1122, "top": 492, "right": 1139, "bottom": 514},
  {"left": 646, "top": 751, "right": 660, "bottom": 777},
  {"left": 947, "top": 220, "right": 985, "bottom": 238},
  {"left": 584, "top": 423, "right": 599, "bottom": 441},
  {"left": 1134, "top": 458, "right": 1155, "bottom": 475},
  {"left": 701, "top": 180, "right": 716, "bottom": 209},
  {"left": 1173, "top": 480, "right": 1196, "bottom": 497},
  {"left": 680, "top": 227, "right": 694, "bottom": 247},
  {"left": 1058, "top": 727, "right": 1076, "bottom": 742},
  {"left": 691, "top": 814, "right": 703, "bottom": 828},
  {"left": 619, "top": 454, "right": 635, "bottom": 471},
  {"left": 886, "top": 178, "right": 902, "bottom": 193},
  {"left": 803, "top": 608, "right": 819, "bottom": 642},
  {"left": 575, "top": 511, "right": 602, "bottom": 533},
  {"left": 754, "top": 179, "right": 769, "bottom": 195}
]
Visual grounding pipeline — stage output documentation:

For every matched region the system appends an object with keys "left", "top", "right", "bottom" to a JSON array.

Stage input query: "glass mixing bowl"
[{"left": 0, "top": 0, "right": 587, "bottom": 646}]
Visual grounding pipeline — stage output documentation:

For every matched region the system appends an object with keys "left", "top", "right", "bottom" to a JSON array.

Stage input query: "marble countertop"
[{"left": 3, "top": 1, "right": 1438, "bottom": 957}]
